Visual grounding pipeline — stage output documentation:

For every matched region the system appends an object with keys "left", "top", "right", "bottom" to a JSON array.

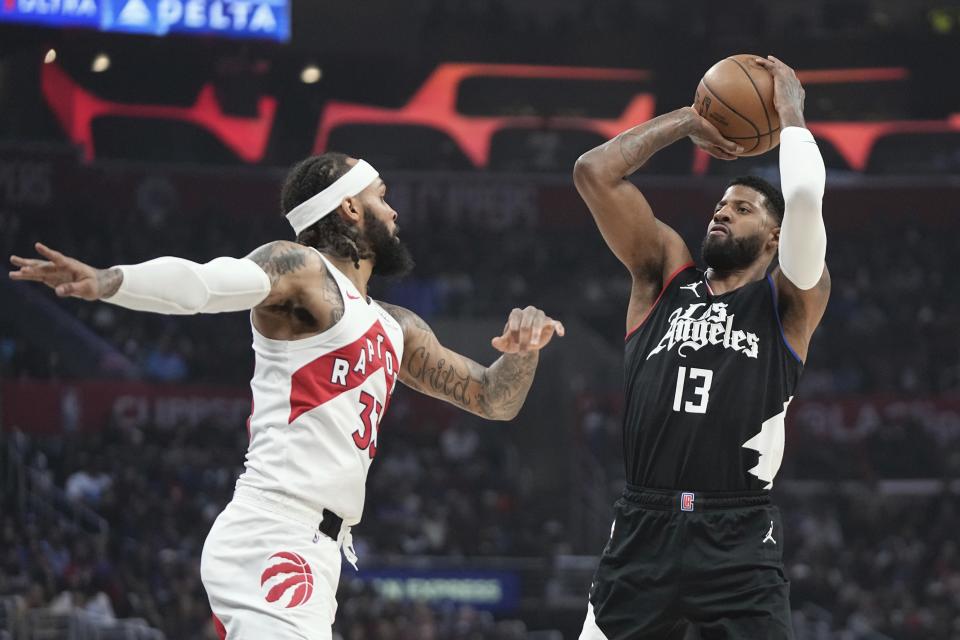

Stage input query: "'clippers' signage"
[{"left": 0, "top": 0, "right": 290, "bottom": 41}]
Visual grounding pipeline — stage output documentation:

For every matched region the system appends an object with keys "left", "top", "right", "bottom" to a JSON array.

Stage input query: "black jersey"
[{"left": 623, "top": 263, "right": 803, "bottom": 491}]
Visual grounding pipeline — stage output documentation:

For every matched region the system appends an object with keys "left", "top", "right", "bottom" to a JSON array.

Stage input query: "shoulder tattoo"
[
  {"left": 247, "top": 241, "right": 309, "bottom": 286},
  {"left": 378, "top": 301, "right": 431, "bottom": 334}
]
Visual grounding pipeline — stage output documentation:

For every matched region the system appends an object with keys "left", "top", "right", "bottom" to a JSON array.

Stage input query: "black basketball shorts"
[{"left": 580, "top": 485, "right": 793, "bottom": 640}]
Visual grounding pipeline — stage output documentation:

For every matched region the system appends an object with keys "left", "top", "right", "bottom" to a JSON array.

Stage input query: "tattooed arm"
[
  {"left": 573, "top": 108, "right": 742, "bottom": 331},
  {"left": 380, "top": 303, "right": 565, "bottom": 421},
  {"left": 245, "top": 240, "right": 317, "bottom": 306},
  {"left": 246, "top": 240, "right": 345, "bottom": 338}
]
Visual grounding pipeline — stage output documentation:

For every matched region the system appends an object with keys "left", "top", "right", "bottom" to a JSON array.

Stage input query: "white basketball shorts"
[{"left": 201, "top": 487, "right": 343, "bottom": 639}]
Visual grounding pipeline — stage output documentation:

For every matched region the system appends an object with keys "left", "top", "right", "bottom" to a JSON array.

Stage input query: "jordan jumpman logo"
[
  {"left": 680, "top": 281, "right": 702, "bottom": 298},
  {"left": 763, "top": 521, "right": 776, "bottom": 545}
]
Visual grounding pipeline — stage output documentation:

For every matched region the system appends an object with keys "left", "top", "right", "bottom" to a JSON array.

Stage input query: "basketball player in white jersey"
[{"left": 9, "top": 152, "right": 565, "bottom": 639}]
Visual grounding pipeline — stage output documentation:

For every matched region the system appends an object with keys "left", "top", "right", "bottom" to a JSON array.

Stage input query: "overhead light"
[
  {"left": 44, "top": 49, "right": 57, "bottom": 64},
  {"left": 91, "top": 53, "right": 111, "bottom": 73},
  {"left": 300, "top": 64, "right": 322, "bottom": 84}
]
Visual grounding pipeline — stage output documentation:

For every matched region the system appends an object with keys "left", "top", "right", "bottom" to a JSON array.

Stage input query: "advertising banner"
[
  {"left": 356, "top": 569, "right": 521, "bottom": 613},
  {"left": 0, "top": 0, "right": 290, "bottom": 41},
  {"left": 0, "top": 380, "right": 250, "bottom": 434}
]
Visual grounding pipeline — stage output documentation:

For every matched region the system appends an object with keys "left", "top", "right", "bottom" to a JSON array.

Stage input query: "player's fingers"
[
  {"left": 55, "top": 282, "right": 78, "bottom": 297},
  {"left": 492, "top": 321, "right": 512, "bottom": 352},
  {"left": 56, "top": 280, "right": 96, "bottom": 299},
  {"left": 767, "top": 54, "right": 789, "bottom": 68},
  {"left": 698, "top": 122, "right": 742, "bottom": 153},
  {"left": 702, "top": 132, "right": 740, "bottom": 154},
  {"left": 8, "top": 269, "right": 48, "bottom": 282},
  {"left": 528, "top": 313, "right": 546, "bottom": 348},
  {"left": 35, "top": 242, "right": 69, "bottom": 266},
  {"left": 533, "top": 319, "right": 566, "bottom": 349},
  {"left": 21, "top": 261, "right": 60, "bottom": 273},
  {"left": 517, "top": 307, "right": 537, "bottom": 348},
  {"left": 767, "top": 55, "right": 797, "bottom": 78},
  {"left": 507, "top": 308, "right": 522, "bottom": 346},
  {"left": 707, "top": 146, "right": 738, "bottom": 161},
  {"left": 491, "top": 335, "right": 517, "bottom": 354},
  {"left": 10, "top": 256, "right": 52, "bottom": 269},
  {"left": 11, "top": 263, "right": 64, "bottom": 283}
]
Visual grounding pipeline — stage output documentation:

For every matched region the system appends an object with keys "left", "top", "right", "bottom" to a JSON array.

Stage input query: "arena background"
[{"left": 1, "top": 1, "right": 959, "bottom": 638}]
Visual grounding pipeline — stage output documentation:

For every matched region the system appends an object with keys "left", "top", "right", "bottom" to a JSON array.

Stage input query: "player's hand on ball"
[
  {"left": 753, "top": 56, "right": 805, "bottom": 125},
  {"left": 9, "top": 242, "right": 115, "bottom": 300},
  {"left": 684, "top": 107, "right": 743, "bottom": 161},
  {"left": 491, "top": 306, "right": 565, "bottom": 354}
]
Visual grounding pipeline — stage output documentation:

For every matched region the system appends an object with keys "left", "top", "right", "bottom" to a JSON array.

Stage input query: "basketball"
[{"left": 694, "top": 54, "right": 781, "bottom": 156}]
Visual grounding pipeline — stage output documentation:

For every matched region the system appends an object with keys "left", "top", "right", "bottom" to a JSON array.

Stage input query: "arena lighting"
[
  {"left": 91, "top": 53, "right": 111, "bottom": 73},
  {"left": 300, "top": 64, "right": 322, "bottom": 84},
  {"left": 43, "top": 49, "right": 57, "bottom": 64},
  {"left": 928, "top": 8, "right": 954, "bottom": 33}
]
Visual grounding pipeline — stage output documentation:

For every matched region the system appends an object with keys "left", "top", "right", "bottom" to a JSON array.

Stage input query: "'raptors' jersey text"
[{"left": 237, "top": 251, "right": 404, "bottom": 525}]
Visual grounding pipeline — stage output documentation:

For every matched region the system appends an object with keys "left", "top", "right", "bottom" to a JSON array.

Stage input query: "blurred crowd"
[
  {"left": 334, "top": 582, "right": 530, "bottom": 640},
  {"left": 1, "top": 421, "right": 242, "bottom": 638},
  {"left": 419, "top": 0, "right": 937, "bottom": 58},
  {"left": 781, "top": 491, "right": 960, "bottom": 640},
  {"left": 3, "top": 200, "right": 957, "bottom": 397},
  {"left": 3, "top": 417, "right": 960, "bottom": 638},
  {"left": 0, "top": 385, "right": 550, "bottom": 638}
]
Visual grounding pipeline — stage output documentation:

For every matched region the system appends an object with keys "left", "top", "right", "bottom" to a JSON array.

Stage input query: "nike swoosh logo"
[{"left": 346, "top": 293, "right": 361, "bottom": 300}]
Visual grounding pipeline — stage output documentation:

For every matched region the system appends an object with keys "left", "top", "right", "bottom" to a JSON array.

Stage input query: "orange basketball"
[{"left": 694, "top": 54, "right": 781, "bottom": 157}]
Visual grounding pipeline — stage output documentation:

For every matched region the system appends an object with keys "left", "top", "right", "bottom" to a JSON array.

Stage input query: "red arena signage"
[{"left": 40, "top": 61, "right": 960, "bottom": 172}]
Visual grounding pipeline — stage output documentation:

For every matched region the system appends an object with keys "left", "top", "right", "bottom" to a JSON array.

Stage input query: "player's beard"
[
  {"left": 364, "top": 211, "right": 415, "bottom": 278},
  {"left": 701, "top": 230, "right": 764, "bottom": 271}
]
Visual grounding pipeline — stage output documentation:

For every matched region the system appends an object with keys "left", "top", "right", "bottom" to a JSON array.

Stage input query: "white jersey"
[{"left": 235, "top": 251, "right": 405, "bottom": 526}]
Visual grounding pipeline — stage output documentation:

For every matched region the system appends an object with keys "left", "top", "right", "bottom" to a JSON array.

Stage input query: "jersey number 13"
[{"left": 673, "top": 366, "right": 714, "bottom": 414}]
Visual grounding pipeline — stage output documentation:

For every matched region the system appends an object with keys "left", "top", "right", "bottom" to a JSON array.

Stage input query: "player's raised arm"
[
  {"left": 380, "top": 303, "right": 564, "bottom": 421},
  {"left": 755, "top": 55, "right": 831, "bottom": 361},
  {"left": 8, "top": 239, "right": 317, "bottom": 314},
  {"left": 572, "top": 107, "right": 741, "bottom": 282}
]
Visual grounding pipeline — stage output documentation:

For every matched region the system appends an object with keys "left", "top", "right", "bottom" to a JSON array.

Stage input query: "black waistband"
[
  {"left": 319, "top": 509, "right": 343, "bottom": 540},
  {"left": 623, "top": 483, "right": 771, "bottom": 511}
]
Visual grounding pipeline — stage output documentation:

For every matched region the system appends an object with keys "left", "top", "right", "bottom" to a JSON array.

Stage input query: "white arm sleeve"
[
  {"left": 103, "top": 256, "right": 271, "bottom": 314},
  {"left": 778, "top": 126, "right": 827, "bottom": 290}
]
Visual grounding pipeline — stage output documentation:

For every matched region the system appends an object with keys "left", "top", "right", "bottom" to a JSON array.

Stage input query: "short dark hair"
[
  {"left": 726, "top": 175, "right": 784, "bottom": 224},
  {"left": 280, "top": 152, "right": 370, "bottom": 267}
]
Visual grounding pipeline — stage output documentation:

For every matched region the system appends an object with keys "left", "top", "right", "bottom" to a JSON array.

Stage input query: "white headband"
[{"left": 285, "top": 159, "right": 380, "bottom": 235}]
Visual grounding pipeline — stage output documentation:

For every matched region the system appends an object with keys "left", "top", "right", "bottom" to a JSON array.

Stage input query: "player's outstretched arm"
[
  {"left": 8, "top": 240, "right": 314, "bottom": 315},
  {"left": 381, "top": 303, "right": 564, "bottom": 421}
]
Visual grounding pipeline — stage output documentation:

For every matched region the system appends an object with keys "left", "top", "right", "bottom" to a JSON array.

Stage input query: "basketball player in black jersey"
[{"left": 572, "top": 56, "right": 829, "bottom": 639}]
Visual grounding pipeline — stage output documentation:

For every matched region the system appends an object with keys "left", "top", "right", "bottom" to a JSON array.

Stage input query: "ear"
[
  {"left": 769, "top": 225, "right": 780, "bottom": 250},
  {"left": 335, "top": 196, "right": 363, "bottom": 224}
]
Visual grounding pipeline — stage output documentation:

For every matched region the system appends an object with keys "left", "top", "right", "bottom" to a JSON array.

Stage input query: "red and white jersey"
[{"left": 235, "top": 251, "right": 404, "bottom": 526}]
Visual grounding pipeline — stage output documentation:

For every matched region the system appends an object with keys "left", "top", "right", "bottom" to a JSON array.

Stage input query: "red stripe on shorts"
[{"left": 212, "top": 613, "right": 227, "bottom": 640}]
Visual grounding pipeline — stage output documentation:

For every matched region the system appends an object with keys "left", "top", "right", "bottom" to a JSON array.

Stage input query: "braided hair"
[{"left": 280, "top": 153, "right": 373, "bottom": 269}]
